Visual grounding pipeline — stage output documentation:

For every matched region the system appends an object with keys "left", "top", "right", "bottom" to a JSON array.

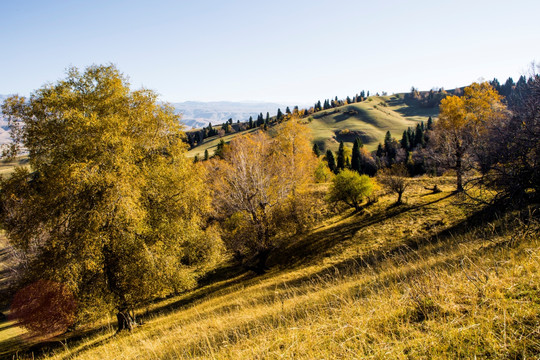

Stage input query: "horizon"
[{"left": 1, "top": 0, "right": 539, "bottom": 104}]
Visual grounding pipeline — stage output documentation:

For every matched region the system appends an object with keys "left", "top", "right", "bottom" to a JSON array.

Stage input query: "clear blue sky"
[{"left": 1, "top": 0, "right": 539, "bottom": 103}]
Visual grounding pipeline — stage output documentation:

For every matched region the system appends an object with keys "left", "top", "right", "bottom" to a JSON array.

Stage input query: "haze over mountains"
[
  {"left": 0, "top": 95, "right": 301, "bottom": 144},
  {"left": 171, "top": 101, "right": 301, "bottom": 129}
]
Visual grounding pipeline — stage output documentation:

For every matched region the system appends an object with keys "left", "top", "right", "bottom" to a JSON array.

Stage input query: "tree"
[
  {"left": 312, "top": 143, "right": 321, "bottom": 157},
  {"left": 0, "top": 65, "right": 219, "bottom": 333},
  {"left": 277, "top": 108, "right": 283, "bottom": 121},
  {"left": 429, "top": 82, "right": 507, "bottom": 192},
  {"left": 351, "top": 138, "right": 363, "bottom": 173},
  {"left": 204, "top": 149, "right": 209, "bottom": 161},
  {"left": 325, "top": 150, "right": 336, "bottom": 173},
  {"left": 211, "top": 119, "right": 317, "bottom": 273},
  {"left": 327, "top": 170, "right": 374, "bottom": 211},
  {"left": 336, "top": 141, "right": 346, "bottom": 171},
  {"left": 378, "top": 164, "right": 410, "bottom": 204},
  {"left": 479, "top": 74, "right": 540, "bottom": 202}
]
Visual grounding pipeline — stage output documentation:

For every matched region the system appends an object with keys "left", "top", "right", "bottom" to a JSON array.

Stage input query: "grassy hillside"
[
  {"left": 309, "top": 94, "right": 438, "bottom": 151},
  {"left": 186, "top": 94, "right": 438, "bottom": 158},
  {"left": 3, "top": 179, "right": 539, "bottom": 359},
  {"left": 0, "top": 157, "right": 29, "bottom": 178}
]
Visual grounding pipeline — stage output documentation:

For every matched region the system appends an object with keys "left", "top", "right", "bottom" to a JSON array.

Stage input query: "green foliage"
[
  {"left": 327, "top": 169, "right": 374, "bottom": 211},
  {"left": 351, "top": 138, "right": 362, "bottom": 173},
  {"left": 312, "top": 143, "right": 321, "bottom": 157},
  {"left": 325, "top": 150, "right": 336, "bottom": 173},
  {"left": 336, "top": 141, "right": 346, "bottom": 172},
  {"left": 0, "top": 65, "right": 220, "bottom": 329}
]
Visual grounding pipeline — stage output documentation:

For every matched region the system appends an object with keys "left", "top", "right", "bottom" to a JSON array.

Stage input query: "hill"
[
  {"left": 2, "top": 180, "right": 538, "bottom": 359},
  {"left": 187, "top": 93, "right": 438, "bottom": 157},
  {"left": 308, "top": 93, "right": 438, "bottom": 151},
  {"left": 171, "top": 101, "right": 302, "bottom": 129}
]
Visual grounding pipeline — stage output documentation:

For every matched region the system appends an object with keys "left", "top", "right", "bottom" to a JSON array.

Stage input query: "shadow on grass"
[
  {"left": 264, "top": 196, "right": 518, "bottom": 295},
  {"left": 3, "top": 192, "right": 522, "bottom": 359}
]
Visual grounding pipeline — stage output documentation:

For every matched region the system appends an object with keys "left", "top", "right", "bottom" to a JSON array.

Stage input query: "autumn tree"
[
  {"left": 327, "top": 170, "right": 374, "bottom": 211},
  {"left": 378, "top": 163, "right": 410, "bottom": 204},
  {"left": 480, "top": 74, "right": 540, "bottom": 201},
  {"left": 0, "top": 65, "right": 219, "bottom": 333},
  {"left": 210, "top": 119, "right": 317, "bottom": 273},
  {"left": 429, "top": 82, "right": 507, "bottom": 191}
]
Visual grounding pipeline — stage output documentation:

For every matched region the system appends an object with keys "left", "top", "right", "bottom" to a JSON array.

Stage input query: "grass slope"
[
  {"left": 186, "top": 94, "right": 438, "bottom": 158},
  {"left": 3, "top": 179, "right": 539, "bottom": 359},
  {"left": 309, "top": 94, "right": 438, "bottom": 152}
]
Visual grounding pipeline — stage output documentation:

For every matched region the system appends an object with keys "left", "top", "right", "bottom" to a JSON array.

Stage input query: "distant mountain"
[
  {"left": 170, "top": 101, "right": 300, "bottom": 129},
  {"left": 0, "top": 95, "right": 304, "bottom": 144},
  {"left": 0, "top": 95, "right": 12, "bottom": 145}
]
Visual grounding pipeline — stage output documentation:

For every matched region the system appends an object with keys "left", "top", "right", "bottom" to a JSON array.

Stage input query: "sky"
[{"left": 1, "top": 0, "right": 539, "bottom": 104}]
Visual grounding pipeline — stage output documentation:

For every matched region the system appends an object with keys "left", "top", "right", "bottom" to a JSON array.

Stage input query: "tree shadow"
[{"left": 270, "top": 193, "right": 455, "bottom": 269}]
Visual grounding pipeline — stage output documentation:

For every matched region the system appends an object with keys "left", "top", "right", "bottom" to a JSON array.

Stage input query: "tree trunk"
[
  {"left": 116, "top": 309, "right": 134, "bottom": 333},
  {"left": 252, "top": 248, "right": 271, "bottom": 275},
  {"left": 456, "top": 153, "right": 464, "bottom": 192},
  {"left": 397, "top": 191, "right": 403, "bottom": 204}
]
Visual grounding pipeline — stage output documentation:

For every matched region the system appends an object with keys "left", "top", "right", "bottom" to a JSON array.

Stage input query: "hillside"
[
  {"left": 309, "top": 93, "right": 438, "bottom": 151},
  {"left": 187, "top": 93, "right": 438, "bottom": 157},
  {"left": 2, "top": 180, "right": 538, "bottom": 359}
]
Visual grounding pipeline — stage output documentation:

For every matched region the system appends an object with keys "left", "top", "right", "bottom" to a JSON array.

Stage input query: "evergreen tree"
[
  {"left": 277, "top": 108, "right": 283, "bottom": 120},
  {"left": 204, "top": 149, "right": 209, "bottom": 161},
  {"left": 415, "top": 123, "right": 425, "bottom": 148},
  {"left": 427, "top": 116, "right": 434, "bottom": 131},
  {"left": 336, "top": 141, "right": 346, "bottom": 171},
  {"left": 326, "top": 150, "right": 336, "bottom": 173},
  {"left": 401, "top": 130, "right": 410, "bottom": 151},
  {"left": 384, "top": 131, "right": 397, "bottom": 162},
  {"left": 376, "top": 143, "right": 384, "bottom": 158},
  {"left": 285, "top": 106, "right": 291, "bottom": 115},
  {"left": 215, "top": 139, "right": 226, "bottom": 159},
  {"left": 249, "top": 116, "right": 254, "bottom": 129},
  {"left": 313, "top": 143, "right": 321, "bottom": 157},
  {"left": 351, "top": 138, "right": 362, "bottom": 173},
  {"left": 266, "top": 112, "right": 270, "bottom": 123}
]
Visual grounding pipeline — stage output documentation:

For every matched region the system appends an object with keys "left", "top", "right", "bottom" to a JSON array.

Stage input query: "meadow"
[
  {"left": 186, "top": 93, "right": 438, "bottom": 158},
  {"left": 2, "top": 177, "right": 538, "bottom": 359}
]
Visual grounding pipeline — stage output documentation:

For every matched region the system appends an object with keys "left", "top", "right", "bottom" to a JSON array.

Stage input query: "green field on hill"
[
  {"left": 309, "top": 94, "right": 438, "bottom": 151},
  {"left": 186, "top": 94, "right": 438, "bottom": 158}
]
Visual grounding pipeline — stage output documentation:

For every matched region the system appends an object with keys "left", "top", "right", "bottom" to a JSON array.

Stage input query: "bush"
[{"left": 327, "top": 169, "right": 374, "bottom": 211}]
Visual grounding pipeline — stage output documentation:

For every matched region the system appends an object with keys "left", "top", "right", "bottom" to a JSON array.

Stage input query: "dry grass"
[{"left": 3, "top": 179, "right": 539, "bottom": 359}]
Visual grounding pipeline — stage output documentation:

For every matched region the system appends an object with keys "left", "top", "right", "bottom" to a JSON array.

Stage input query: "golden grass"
[{"left": 3, "top": 178, "right": 540, "bottom": 359}]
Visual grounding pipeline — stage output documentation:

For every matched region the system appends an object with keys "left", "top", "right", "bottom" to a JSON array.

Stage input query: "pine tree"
[
  {"left": 204, "top": 149, "right": 209, "bottom": 161},
  {"left": 249, "top": 116, "right": 253, "bottom": 129},
  {"left": 415, "top": 123, "right": 425, "bottom": 148},
  {"left": 401, "top": 130, "right": 410, "bottom": 151},
  {"left": 351, "top": 138, "right": 362, "bottom": 173},
  {"left": 427, "top": 116, "right": 433, "bottom": 131},
  {"left": 326, "top": 150, "right": 336, "bottom": 173},
  {"left": 336, "top": 141, "right": 346, "bottom": 171},
  {"left": 313, "top": 143, "right": 321, "bottom": 157},
  {"left": 277, "top": 108, "right": 283, "bottom": 121},
  {"left": 376, "top": 143, "right": 384, "bottom": 158}
]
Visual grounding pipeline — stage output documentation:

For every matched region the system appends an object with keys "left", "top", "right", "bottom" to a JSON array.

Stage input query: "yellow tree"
[
  {"left": 431, "top": 82, "right": 507, "bottom": 191},
  {"left": 210, "top": 119, "right": 317, "bottom": 273},
  {"left": 0, "top": 65, "right": 219, "bottom": 333}
]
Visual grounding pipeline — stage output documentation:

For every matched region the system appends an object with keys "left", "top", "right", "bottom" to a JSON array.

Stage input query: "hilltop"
[{"left": 187, "top": 92, "right": 439, "bottom": 158}]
